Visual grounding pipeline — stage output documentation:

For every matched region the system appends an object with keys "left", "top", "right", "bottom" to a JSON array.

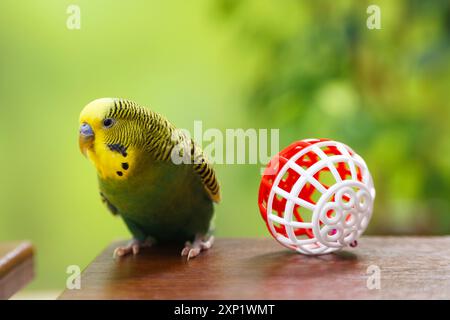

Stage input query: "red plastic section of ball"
[{"left": 258, "top": 138, "right": 363, "bottom": 243}]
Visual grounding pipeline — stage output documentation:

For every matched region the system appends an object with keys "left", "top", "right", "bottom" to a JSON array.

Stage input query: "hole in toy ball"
[
  {"left": 356, "top": 165, "right": 363, "bottom": 181},
  {"left": 302, "top": 182, "right": 323, "bottom": 204},
  {"left": 271, "top": 208, "right": 282, "bottom": 217},
  {"left": 324, "top": 227, "right": 341, "bottom": 241},
  {"left": 281, "top": 171, "right": 289, "bottom": 182},
  {"left": 295, "top": 205, "right": 313, "bottom": 222},
  {"left": 335, "top": 161, "right": 352, "bottom": 180},
  {"left": 271, "top": 216, "right": 287, "bottom": 236},
  {"left": 296, "top": 233, "right": 313, "bottom": 240},
  {"left": 336, "top": 187, "right": 356, "bottom": 210},
  {"left": 274, "top": 194, "right": 287, "bottom": 210},
  {"left": 322, "top": 207, "right": 341, "bottom": 225},
  {"left": 343, "top": 212, "right": 356, "bottom": 227},
  {"left": 327, "top": 209, "right": 335, "bottom": 219},
  {"left": 360, "top": 197, "right": 365, "bottom": 206},
  {"left": 320, "top": 145, "right": 337, "bottom": 155},
  {"left": 357, "top": 193, "right": 369, "bottom": 211},
  {"left": 342, "top": 194, "right": 352, "bottom": 204},
  {"left": 318, "top": 169, "right": 335, "bottom": 188},
  {"left": 279, "top": 168, "right": 300, "bottom": 193},
  {"left": 296, "top": 152, "right": 318, "bottom": 169},
  {"left": 304, "top": 228, "right": 314, "bottom": 238},
  {"left": 311, "top": 189, "right": 322, "bottom": 204}
]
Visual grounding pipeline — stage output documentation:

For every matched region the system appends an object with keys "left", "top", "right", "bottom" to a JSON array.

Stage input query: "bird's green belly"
[{"left": 98, "top": 162, "right": 214, "bottom": 243}]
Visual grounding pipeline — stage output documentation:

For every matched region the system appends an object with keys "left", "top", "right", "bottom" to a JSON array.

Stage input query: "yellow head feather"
[{"left": 79, "top": 98, "right": 137, "bottom": 180}]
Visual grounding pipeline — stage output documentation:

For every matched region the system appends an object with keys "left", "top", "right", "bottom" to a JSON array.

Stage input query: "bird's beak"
[{"left": 79, "top": 123, "right": 94, "bottom": 157}]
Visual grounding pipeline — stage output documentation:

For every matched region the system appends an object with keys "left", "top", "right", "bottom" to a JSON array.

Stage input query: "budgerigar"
[{"left": 78, "top": 98, "right": 220, "bottom": 259}]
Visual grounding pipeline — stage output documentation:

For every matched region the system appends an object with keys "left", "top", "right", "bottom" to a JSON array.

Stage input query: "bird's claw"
[
  {"left": 181, "top": 235, "right": 214, "bottom": 260},
  {"left": 113, "top": 238, "right": 153, "bottom": 258}
]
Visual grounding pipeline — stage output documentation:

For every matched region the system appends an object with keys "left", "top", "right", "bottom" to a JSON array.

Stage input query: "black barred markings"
[
  {"left": 109, "top": 99, "right": 139, "bottom": 119},
  {"left": 107, "top": 143, "right": 128, "bottom": 157},
  {"left": 105, "top": 144, "right": 128, "bottom": 177},
  {"left": 106, "top": 145, "right": 129, "bottom": 177},
  {"left": 189, "top": 142, "right": 220, "bottom": 200},
  {"left": 103, "top": 98, "right": 220, "bottom": 201},
  {"left": 194, "top": 162, "right": 219, "bottom": 196}
]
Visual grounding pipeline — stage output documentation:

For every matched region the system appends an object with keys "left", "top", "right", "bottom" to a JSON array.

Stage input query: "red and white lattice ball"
[{"left": 258, "top": 138, "right": 375, "bottom": 255}]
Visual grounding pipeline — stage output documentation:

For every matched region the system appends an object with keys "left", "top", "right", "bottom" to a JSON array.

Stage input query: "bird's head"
[
  {"left": 79, "top": 98, "right": 118, "bottom": 157},
  {"left": 79, "top": 98, "right": 147, "bottom": 179}
]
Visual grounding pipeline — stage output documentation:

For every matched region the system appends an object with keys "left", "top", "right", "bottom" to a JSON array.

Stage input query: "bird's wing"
[
  {"left": 138, "top": 108, "right": 221, "bottom": 203},
  {"left": 189, "top": 139, "right": 221, "bottom": 203}
]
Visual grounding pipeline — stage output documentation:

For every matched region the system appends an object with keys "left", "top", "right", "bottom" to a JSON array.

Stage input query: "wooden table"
[
  {"left": 59, "top": 236, "right": 450, "bottom": 300},
  {"left": 0, "top": 242, "right": 34, "bottom": 299}
]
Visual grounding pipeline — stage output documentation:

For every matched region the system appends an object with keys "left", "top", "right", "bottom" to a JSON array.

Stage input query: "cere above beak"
[
  {"left": 80, "top": 123, "right": 94, "bottom": 137},
  {"left": 79, "top": 123, "right": 94, "bottom": 156}
]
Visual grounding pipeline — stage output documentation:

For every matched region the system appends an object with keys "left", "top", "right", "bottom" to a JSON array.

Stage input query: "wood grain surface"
[
  {"left": 59, "top": 236, "right": 450, "bottom": 300},
  {"left": 0, "top": 242, "right": 34, "bottom": 299}
]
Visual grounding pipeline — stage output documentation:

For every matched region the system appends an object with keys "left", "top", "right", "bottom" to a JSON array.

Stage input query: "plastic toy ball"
[{"left": 258, "top": 138, "right": 375, "bottom": 255}]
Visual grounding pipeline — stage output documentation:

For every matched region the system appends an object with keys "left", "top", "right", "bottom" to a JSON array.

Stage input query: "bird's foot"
[
  {"left": 181, "top": 235, "right": 214, "bottom": 260},
  {"left": 113, "top": 238, "right": 153, "bottom": 258}
]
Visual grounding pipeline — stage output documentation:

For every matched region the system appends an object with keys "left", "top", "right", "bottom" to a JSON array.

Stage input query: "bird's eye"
[{"left": 103, "top": 118, "right": 115, "bottom": 128}]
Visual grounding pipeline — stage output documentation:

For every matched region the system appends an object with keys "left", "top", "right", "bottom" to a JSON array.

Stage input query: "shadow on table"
[
  {"left": 243, "top": 249, "right": 360, "bottom": 281},
  {"left": 107, "top": 244, "right": 186, "bottom": 280}
]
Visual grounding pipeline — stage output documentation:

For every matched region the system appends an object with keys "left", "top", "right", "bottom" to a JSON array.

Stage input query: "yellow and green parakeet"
[{"left": 79, "top": 98, "right": 220, "bottom": 259}]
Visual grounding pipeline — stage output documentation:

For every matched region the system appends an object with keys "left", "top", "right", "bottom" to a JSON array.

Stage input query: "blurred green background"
[{"left": 0, "top": 0, "right": 449, "bottom": 292}]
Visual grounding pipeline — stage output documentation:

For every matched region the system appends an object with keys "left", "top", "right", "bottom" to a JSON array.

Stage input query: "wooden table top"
[
  {"left": 59, "top": 236, "right": 450, "bottom": 300},
  {"left": 0, "top": 242, "right": 34, "bottom": 299}
]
